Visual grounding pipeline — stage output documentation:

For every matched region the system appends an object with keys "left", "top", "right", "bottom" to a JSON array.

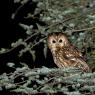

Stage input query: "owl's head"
[{"left": 47, "top": 32, "right": 70, "bottom": 51}]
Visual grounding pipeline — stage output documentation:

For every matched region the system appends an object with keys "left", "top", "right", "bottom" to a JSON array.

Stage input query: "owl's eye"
[
  {"left": 59, "top": 39, "right": 62, "bottom": 43},
  {"left": 52, "top": 40, "right": 56, "bottom": 43}
]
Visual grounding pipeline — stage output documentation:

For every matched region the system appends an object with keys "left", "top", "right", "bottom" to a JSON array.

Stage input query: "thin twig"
[
  {"left": 72, "top": 26, "right": 95, "bottom": 33},
  {"left": 31, "top": 37, "right": 47, "bottom": 48},
  {"left": 24, "top": 31, "right": 39, "bottom": 42},
  {"left": 15, "top": 80, "right": 27, "bottom": 85},
  {"left": 45, "top": 17, "right": 75, "bottom": 30},
  {"left": 12, "top": 0, "right": 31, "bottom": 19},
  {"left": 36, "top": 77, "right": 55, "bottom": 90}
]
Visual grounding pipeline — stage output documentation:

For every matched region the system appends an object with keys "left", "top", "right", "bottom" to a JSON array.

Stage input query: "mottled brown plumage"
[{"left": 47, "top": 32, "right": 91, "bottom": 72}]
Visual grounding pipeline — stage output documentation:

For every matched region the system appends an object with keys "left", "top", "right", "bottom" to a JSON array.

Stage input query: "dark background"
[{"left": 0, "top": 0, "right": 56, "bottom": 74}]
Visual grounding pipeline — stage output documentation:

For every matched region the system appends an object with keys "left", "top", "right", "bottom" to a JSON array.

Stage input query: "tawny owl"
[{"left": 47, "top": 32, "right": 91, "bottom": 72}]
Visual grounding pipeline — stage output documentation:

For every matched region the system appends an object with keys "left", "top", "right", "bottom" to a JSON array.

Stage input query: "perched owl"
[{"left": 47, "top": 32, "right": 91, "bottom": 72}]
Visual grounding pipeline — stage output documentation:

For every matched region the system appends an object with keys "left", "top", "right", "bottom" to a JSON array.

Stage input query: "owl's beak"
[{"left": 55, "top": 45, "right": 60, "bottom": 48}]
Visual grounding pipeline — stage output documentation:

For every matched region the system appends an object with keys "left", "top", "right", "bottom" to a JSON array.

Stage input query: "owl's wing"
[
  {"left": 63, "top": 46, "right": 83, "bottom": 59},
  {"left": 62, "top": 46, "right": 91, "bottom": 72}
]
